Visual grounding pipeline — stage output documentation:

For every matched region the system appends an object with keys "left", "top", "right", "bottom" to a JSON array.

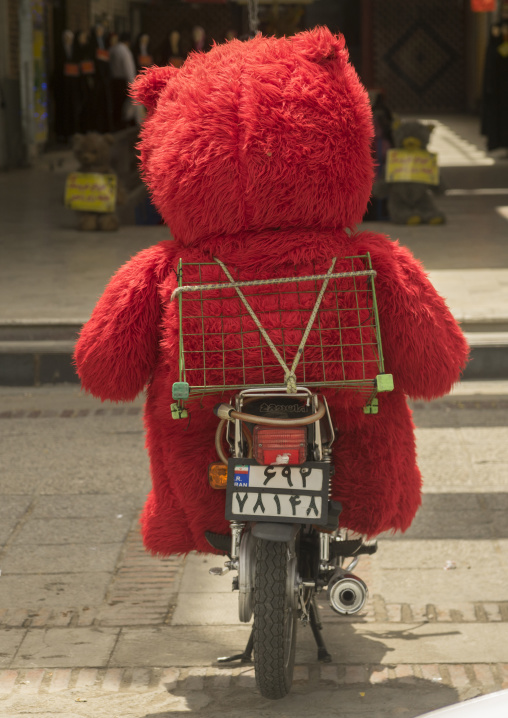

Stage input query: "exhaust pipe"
[{"left": 327, "top": 570, "right": 368, "bottom": 615}]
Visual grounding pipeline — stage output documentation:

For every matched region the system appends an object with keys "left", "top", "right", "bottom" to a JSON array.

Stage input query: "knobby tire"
[{"left": 253, "top": 538, "right": 297, "bottom": 699}]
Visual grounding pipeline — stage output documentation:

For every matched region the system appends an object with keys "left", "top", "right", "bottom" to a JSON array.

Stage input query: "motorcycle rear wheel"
[{"left": 253, "top": 538, "right": 297, "bottom": 699}]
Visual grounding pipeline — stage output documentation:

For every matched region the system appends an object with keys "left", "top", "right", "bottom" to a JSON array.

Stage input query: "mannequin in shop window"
[
  {"left": 171, "top": 30, "right": 185, "bottom": 67},
  {"left": 54, "top": 29, "right": 80, "bottom": 141},
  {"left": 135, "top": 33, "right": 153, "bottom": 73},
  {"left": 191, "top": 26, "right": 207, "bottom": 53},
  {"left": 157, "top": 30, "right": 188, "bottom": 68},
  {"left": 90, "top": 23, "right": 113, "bottom": 132},
  {"left": 75, "top": 30, "right": 96, "bottom": 133}
]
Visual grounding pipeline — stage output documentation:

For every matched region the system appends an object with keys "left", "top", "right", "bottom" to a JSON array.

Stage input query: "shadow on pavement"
[
  {"left": 145, "top": 678, "right": 461, "bottom": 718},
  {"left": 144, "top": 624, "right": 461, "bottom": 718}
]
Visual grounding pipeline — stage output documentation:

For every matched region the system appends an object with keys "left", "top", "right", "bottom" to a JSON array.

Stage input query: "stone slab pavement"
[{"left": 0, "top": 381, "right": 508, "bottom": 716}]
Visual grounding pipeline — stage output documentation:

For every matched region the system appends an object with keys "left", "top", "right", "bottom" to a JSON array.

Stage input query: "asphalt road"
[{"left": 0, "top": 382, "right": 507, "bottom": 718}]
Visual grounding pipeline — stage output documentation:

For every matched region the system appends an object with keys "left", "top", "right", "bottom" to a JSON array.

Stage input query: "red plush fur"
[{"left": 75, "top": 29, "right": 468, "bottom": 554}]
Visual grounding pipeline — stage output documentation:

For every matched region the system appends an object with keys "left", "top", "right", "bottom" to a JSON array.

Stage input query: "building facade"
[{"left": 0, "top": 0, "right": 503, "bottom": 168}]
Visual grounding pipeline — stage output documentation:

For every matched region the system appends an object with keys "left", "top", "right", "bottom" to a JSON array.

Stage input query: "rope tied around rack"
[
  {"left": 213, "top": 257, "right": 337, "bottom": 394},
  {"left": 285, "top": 373, "right": 298, "bottom": 394}
]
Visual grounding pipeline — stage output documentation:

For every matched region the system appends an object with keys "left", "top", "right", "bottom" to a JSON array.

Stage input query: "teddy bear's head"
[
  {"left": 73, "top": 132, "right": 114, "bottom": 173},
  {"left": 392, "top": 120, "right": 434, "bottom": 152},
  {"left": 131, "top": 28, "right": 374, "bottom": 246}
]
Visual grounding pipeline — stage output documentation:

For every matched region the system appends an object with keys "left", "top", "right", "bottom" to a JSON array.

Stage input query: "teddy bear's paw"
[
  {"left": 98, "top": 214, "right": 119, "bottom": 231},
  {"left": 428, "top": 215, "right": 445, "bottom": 225},
  {"left": 406, "top": 215, "right": 422, "bottom": 225},
  {"left": 77, "top": 214, "right": 98, "bottom": 231}
]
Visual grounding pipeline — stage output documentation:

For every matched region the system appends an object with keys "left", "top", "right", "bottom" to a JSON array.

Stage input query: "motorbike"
[{"left": 170, "top": 255, "right": 392, "bottom": 699}]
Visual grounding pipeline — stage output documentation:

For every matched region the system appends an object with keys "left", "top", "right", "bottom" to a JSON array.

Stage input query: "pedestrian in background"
[{"left": 109, "top": 31, "right": 136, "bottom": 131}]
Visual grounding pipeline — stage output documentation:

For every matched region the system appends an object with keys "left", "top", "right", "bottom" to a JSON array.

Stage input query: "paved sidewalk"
[{"left": 1, "top": 382, "right": 508, "bottom": 717}]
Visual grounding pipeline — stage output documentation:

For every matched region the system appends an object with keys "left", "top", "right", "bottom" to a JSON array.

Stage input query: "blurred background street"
[{"left": 1, "top": 0, "right": 508, "bottom": 716}]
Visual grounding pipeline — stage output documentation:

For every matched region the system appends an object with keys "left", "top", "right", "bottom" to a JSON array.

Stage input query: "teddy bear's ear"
[
  {"left": 290, "top": 26, "right": 347, "bottom": 64},
  {"left": 130, "top": 65, "right": 179, "bottom": 111}
]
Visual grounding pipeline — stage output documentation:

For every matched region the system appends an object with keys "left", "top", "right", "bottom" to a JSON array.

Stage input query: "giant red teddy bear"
[{"left": 74, "top": 28, "right": 469, "bottom": 555}]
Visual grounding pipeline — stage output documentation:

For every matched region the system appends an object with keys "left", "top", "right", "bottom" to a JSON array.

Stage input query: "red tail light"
[{"left": 252, "top": 426, "right": 307, "bottom": 465}]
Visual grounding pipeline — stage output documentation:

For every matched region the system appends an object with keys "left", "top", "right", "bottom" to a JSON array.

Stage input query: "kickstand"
[
  {"left": 309, "top": 599, "right": 332, "bottom": 663},
  {"left": 217, "top": 628, "right": 254, "bottom": 664}
]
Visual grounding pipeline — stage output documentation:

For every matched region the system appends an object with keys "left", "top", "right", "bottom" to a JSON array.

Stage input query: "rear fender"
[{"left": 251, "top": 522, "right": 301, "bottom": 543}]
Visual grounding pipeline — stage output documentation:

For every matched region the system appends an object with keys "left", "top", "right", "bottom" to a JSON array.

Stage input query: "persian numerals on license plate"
[{"left": 225, "top": 461, "right": 329, "bottom": 525}]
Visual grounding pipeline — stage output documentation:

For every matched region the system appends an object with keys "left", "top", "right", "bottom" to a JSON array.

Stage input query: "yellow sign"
[
  {"left": 65, "top": 173, "right": 117, "bottom": 213},
  {"left": 386, "top": 149, "right": 439, "bottom": 186},
  {"left": 498, "top": 42, "right": 508, "bottom": 59}
]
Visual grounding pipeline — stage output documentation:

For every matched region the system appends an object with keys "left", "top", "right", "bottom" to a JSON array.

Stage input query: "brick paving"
[
  {"left": 2, "top": 396, "right": 508, "bottom": 422},
  {"left": 96, "top": 528, "right": 184, "bottom": 627},
  {"left": 0, "top": 526, "right": 184, "bottom": 630},
  {"left": 309, "top": 596, "right": 508, "bottom": 626},
  {"left": 2, "top": 524, "right": 505, "bottom": 698},
  {"left": 0, "top": 662, "right": 504, "bottom": 696},
  {"left": 1, "top": 390, "right": 507, "bottom": 713},
  {"left": 2, "top": 596, "right": 507, "bottom": 630},
  {"left": 0, "top": 406, "right": 143, "bottom": 420}
]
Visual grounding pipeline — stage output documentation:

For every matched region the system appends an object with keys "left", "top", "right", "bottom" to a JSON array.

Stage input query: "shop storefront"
[{"left": 0, "top": 0, "right": 505, "bottom": 167}]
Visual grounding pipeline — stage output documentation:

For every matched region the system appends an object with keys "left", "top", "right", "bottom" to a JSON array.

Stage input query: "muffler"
[{"left": 327, "top": 569, "right": 368, "bottom": 615}]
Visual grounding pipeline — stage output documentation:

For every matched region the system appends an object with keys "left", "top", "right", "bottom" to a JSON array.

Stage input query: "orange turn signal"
[{"left": 208, "top": 463, "right": 228, "bottom": 489}]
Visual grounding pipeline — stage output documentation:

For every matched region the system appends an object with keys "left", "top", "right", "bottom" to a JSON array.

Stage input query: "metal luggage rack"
[{"left": 170, "top": 254, "right": 393, "bottom": 419}]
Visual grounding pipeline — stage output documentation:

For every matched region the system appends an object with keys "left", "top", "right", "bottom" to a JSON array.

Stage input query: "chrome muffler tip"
[{"left": 328, "top": 572, "right": 368, "bottom": 615}]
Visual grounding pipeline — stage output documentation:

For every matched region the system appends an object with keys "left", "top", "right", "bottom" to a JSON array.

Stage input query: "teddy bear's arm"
[
  {"left": 366, "top": 238, "right": 469, "bottom": 400},
  {"left": 74, "top": 242, "right": 175, "bottom": 401}
]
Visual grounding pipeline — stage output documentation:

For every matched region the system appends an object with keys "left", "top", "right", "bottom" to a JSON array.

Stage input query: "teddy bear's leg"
[
  {"left": 330, "top": 394, "right": 421, "bottom": 537},
  {"left": 140, "top": 489, "right": 194, "bottom": 555},
  {"left": 77, "top": 212, "right": 98, "bottom": 231},
  {"left": 403, "top": 184, "right": 430, "bottom": 225},
  {"left": 140, "top": 425, "right": 196, "bottom": 555},
  {"left": 144, "top": 405, "right": 231, "bottom": 555},
  {"left": 420, "top": 191, "right": 445, "bottom": 224},
  {"left": 387, "top": 191, "right": 421, "bottom": 225},
  {"left": 98, "top": 213, "right": 120, "bottom": 231}
]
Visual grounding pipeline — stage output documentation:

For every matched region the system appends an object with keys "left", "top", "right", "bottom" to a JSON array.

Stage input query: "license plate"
[{"left": 225, "top": 460, "right": 330, "bottom": 525}]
